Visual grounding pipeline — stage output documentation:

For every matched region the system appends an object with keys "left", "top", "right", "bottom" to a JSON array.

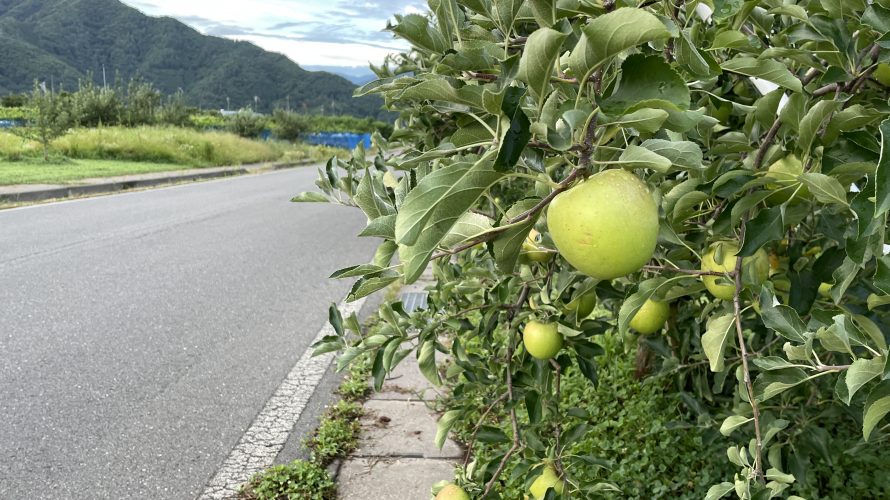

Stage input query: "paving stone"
[
  {"left": 371, "top": 357, "right": 442, "bottom": 401},
  {"left": 354, "top": 400, "right": 462, "bottom": 459},
  {"left": 337, "top": 458, "right": 457, "bottom": 500}
]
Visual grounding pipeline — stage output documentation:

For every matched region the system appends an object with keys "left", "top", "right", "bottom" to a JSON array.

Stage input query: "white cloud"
[{"left": 122, "top": 0, "right": 420, "bottom": 68}]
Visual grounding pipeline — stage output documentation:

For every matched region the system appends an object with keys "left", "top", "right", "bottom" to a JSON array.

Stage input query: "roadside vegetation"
[{"left": 0, "top": 77, "right": 389, "bottom": 185}]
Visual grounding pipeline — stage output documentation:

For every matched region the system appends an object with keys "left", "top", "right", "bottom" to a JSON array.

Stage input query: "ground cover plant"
[{"left": 297, "top": 0, "right": 890, "bottom": 498}]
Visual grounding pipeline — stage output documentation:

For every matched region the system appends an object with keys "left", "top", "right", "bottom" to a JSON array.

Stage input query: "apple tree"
[{"left": 296, "top": 0, "right": 890, "bottom": 498}]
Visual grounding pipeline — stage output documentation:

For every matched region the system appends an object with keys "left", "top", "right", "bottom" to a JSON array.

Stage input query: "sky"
[{"left": 120, "top": 0, "right": 427, "bottom": 69}]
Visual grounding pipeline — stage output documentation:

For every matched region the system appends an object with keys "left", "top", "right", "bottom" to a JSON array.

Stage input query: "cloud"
[{"left": 121, "top": 0, "right": 423, "bottom": 67}]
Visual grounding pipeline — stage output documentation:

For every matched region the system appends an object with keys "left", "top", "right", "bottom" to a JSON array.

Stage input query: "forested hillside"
[{"left": 0, "top": 0, "right": 385, "bottom": 118}]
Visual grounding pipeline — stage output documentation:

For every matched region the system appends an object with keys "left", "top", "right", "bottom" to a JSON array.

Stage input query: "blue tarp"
[
  {"left": 0, "top": 119, "right": 24, "bottom": 129},
  {"left": 305, "top": 132, "right": 371, "bottom": 150}
]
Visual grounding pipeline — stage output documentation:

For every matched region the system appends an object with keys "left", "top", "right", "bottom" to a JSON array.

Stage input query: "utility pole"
[{"left": 102, "top": 65, "right": 107, "bottom": 89}]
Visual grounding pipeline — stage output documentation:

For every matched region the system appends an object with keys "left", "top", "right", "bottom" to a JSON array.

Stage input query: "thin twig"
[
  {"left": 462, "top": 392, "right": 509, "bottom": 467},
  {"left": 550, "top": 358, "right": 564, "bottom": 477},
  {"left": 732, "top": 218, "right": 764, "bottom": 482},
  {"left": 643, "top": 264, "right": 725, "bottom": 277},
  {"left": 483, "top": 284, "right": 530, "bottom": 496},
  {"left": 753, "top": 118, "right": 782, "bottom": 170}
]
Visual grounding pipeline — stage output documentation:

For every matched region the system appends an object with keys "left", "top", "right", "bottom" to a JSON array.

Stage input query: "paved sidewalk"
[
  {"left": 335, "top": 281, "right": 463, "bottom": 500},
  {"left": 0, "top": 161, "right": 307, "bottom": 204}
]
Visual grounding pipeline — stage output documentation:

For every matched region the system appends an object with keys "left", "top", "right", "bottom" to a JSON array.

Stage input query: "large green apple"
[
  {"left": 548, "top": 169, "right": 658, "bottom": 280},
  {"left": 628, "top": 298, "right": 670, "bottom": 334},
  {"left": 564, "top": 291, "right": 597, "bottom": 319},
  {"left": 436, "top": 483, "right": 470, "bottom": 500},
  {"left": 522, "top": 321, "right": 563, "bottom": 360},
  {"left": 701, "top": 242, "right": 769, "bottom": 300},
  {"left": 529, "top": 465, "right": 564, "bottom": 499}
]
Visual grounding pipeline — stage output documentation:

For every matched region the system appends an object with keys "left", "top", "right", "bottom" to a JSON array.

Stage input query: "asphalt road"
[{"left": 0, "top": 167, "right": 378, "bottom": 499}]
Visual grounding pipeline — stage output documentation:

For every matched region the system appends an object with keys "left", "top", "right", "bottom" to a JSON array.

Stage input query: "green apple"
[
  {"left": 565, "top": 292, "right": 597, "bottom": 319},
  {"left": 701, "top": 242, "right": 769, "bottom": 300},
  {"left": 548, "top": 169, "right": 658, "bottom": 280},
  {"left": 818, "top": 282, "right": 833, "bottom": 298},
  {"left": 875, "top": 63, "right": 890, "bottom": 87},
  {"left": 765, "top": 154, "right": 808, "bottom": 203},
  {"left": 628, "top": 299, "right": 670, "bottom": 334},
  {"left": 521, "top": 229, "right": 552, "bottom": 263},
  {"left": 523, "top": 321, "right": 563, "bottom": 360},
  {"left": 436, "top": 483, "right": 470, "bottom": 500},
  {"left": 529, "top": 465, "right": 564, "bottom": 499}
]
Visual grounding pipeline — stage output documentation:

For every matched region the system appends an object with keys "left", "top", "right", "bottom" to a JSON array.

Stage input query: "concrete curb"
[{"left": 0, "top": 160, "right": 312, "bottom": 204}]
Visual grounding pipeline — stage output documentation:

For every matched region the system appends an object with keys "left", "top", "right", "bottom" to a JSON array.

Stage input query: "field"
[{"left": 0, "top": 127, "right": 347, "bottom": 185}]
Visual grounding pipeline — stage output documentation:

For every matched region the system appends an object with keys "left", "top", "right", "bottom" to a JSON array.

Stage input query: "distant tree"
[
  {"left": 123, "top": 78, "right": 161, "bottom": 126},
  {"left": 156, "top": 90, "right": 191, "bottom": 127},
  {"left": 71, "top": 77, "right": 122, "bottom": 127},
  {"left": 227, "top": 110, "right": 267, "bottom": 139},
  {"left": 13, "top": 82, "right": 72, "bottom": 161},
  {"left": 270, "top": 109, "right": 309, "bottom": 142}
]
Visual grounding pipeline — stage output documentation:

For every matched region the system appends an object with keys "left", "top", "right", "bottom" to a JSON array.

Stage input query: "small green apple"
[
  {"left": 628, "top": 299, "right": 670, "bottom": 335},
  {"left": 701, "top": 242, "right": 769, "bottom": 300},
  {"left": 523, "top": 321, "right": 563, "bottom": 360},
  {"left": 435, "top": 483, "right": 470, "bottom": 500}
]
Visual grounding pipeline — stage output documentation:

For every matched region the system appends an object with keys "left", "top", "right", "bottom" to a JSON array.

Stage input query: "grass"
[
  {"left": 0, "top": 159, "right": 207, "bottom": 185},
  {"left": 0, "top": 126, "right": 350, "bottom": 185}
]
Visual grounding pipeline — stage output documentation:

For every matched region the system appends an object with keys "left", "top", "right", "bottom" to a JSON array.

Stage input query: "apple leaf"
[
  {"left": 843, "top": 356, "right": 886, "bottom": 404},
  {"left": 577, "top": 7, "right": 671, "bottom": 76},
  {"left": 720, "top": 57, "right": 803, "bottom": 93},
  {"left": 702, "top": 313, "right": 735, "bottom": 372},
  {"left": 601, "top": 55, "right": 690, "bottom": 116},
  {"left": 876, "top": 119, "right": 890, "bottom": 218},
  {"left": 517, "top": 27, "right": 567, "bottom": 102},
  {"left": 863, "top": 380, "right": 890, "bottom": 441}
]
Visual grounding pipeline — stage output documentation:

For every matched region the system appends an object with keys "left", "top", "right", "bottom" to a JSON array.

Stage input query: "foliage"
[
  {"left": 1, "top": 93, "right": 28, "bottom": 107},
  {"left": 240, "top": 460, "right": 335, "bottom": 500},
  {"left": 306, "top": 400, "right": 363, "bottom": 466},
  {"left": 270, "top": 110, "right": 310, "bottom": 142},
  {"left": 227, "top": 111, "right": 268, "bottom": 139},
  {"left": 296, "top": 1, "right": 890, "bottom": 498},
  {"left": 0, "top": 0, "right": 386, "bottom": 118},
  {"left": 10, "top": 82, "right": 73, "bottom": 161}
]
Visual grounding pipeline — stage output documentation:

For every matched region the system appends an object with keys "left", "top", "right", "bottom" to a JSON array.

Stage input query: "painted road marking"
[{"left": 198, "top": 297, "right": 367, "bottom": 500}]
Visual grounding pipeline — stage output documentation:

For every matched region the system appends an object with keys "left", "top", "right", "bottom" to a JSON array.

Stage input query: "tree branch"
[
  {"left": 753, "top": 118, "right": 782, "bottom": 171},
  {"left": 462, "top": 392, "right": 509, "bottom": 467},
  {"left": 732, "top": 218, "right": 764, "bottom": 482},
  {"left": 643, "top": 264, "right": 725, "bottom": 277}
]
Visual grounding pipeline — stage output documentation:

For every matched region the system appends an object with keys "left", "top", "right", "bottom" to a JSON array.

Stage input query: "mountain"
[
  {"left": 303, "top": 66, "right": 378, "bottom": 86},
  {"left": 0, "top": 0, "right": 386, "bottom": 118}
]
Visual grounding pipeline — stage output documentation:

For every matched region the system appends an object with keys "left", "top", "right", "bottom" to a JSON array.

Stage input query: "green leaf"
[
  {"left": 739, "top": 207, "right": 785, "bottom": 257},
  {"left": 640, "top": 139, "right": 704, "bottom": 170},
  {"left": 291, "top": 192, "right": 329, "bottom": 202},
  {"left": 396, "top": 159, "right": 504, "bottom": 282},
  {"left": 702, "top": 313, "right": 735, "bottom": 372},
  {"left": 769, "top": 5, "right": 808, "bottom": 20},
  {"left": 755, "top": 368, "right": 809, "bottom": 402},
  {"left": 753, "top": 356, "right": 800, "bottom": 371},
  {"left": 765, "top": 468, "right": 796, "bottom": 484},
  {"left": 441, "top": 212, "right": 494, "bottom": 248},
  {"left": 418, "top": 339, "right": 441, "bottom": 386},
  {"left": 876, "top": 119, "right": 890, "bottom": 218},
  {"left": 617, "top": 145, "right": 672, "bottom": 172},
  {"left": 760, "top": 301, "right": 807, "bottom": 343},
  {"left": 599, "top": 109, "right": 669, "bottom": 133},
  {"left": 798, "top": 100, "right": 843, "bottom": 157},
  {"left": 719, "top": 415, "right": 752, "bottom": 436},
  {"left": 491, "top": 0, "right": 523, "bottom": 35},
  {"left": 493, "top": 198, "right": 542, "bottom": 273},
  {"left": 476, "top": 425, "right": 510, "bottom": 443},
  {"left": 528, "top": 0, "right": 556, "bottom": 27},
  {"left": 720, "top": 57, "right": 803, "bottom": 93},
  {"left": 601, "top": 55, "right": 691, "bottom": 116},
  {"left": 677, "top": 29, "right": 717, "bottom": 78},
  {"left": 431, "top": 0, "right": 463, "bottom": 47},
  {"left": 391, "top": 14, "right": 449, "bottom": 53},
  {"left": 705, "top": 482, "right": 735, "bottom": 500},
  {"left": 844, "top": 357, "right": 887, "bottom": 404},
  {"left": 355, "top": 171, "right": 396, "bottom": 220},
  {"left": 328, "top": 303, "right": 344, "bottom": 337},
  {"left": 400, "top": 77, "right": 484, "bottom": 109},
  {"left": 578, "top": 7, "right": 671, "bottom": 75},
  {"left": 517, "top": 27, "right": 567, "bottom": 102},
  {"left": 435, "top": 410, "right": 461, "bottom": 449},
  {"left": 347, "top": 271, "right": 400, "bottom": 301},
  {"left": 799, "top": 173, "right": 849, "bottom": 207},
  {"left": 359, "top": 214, "right": 397, "bottom": 239},
  {"left": 494, "top": 87, "right": 532, "bottom": 171},
  {"left": 863, "top": 381, "right": 890, "bottom": 441}
]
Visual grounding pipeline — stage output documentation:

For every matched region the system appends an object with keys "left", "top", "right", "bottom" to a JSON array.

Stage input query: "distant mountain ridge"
[{"left": 0, "top": 0, "right": 386, "bottom": 118}]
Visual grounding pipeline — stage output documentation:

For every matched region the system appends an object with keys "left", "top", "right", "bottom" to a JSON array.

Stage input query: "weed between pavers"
[{"left": 239, "top": 352, "right": 373, "bottom": 500}]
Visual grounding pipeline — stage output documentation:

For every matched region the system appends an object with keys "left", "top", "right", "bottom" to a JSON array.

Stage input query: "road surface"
[{"left": 0, "top": 167, "right": 378, "bottom": 498}]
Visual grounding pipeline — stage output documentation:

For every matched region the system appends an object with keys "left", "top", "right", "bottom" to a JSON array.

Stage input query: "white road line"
[{"left": 198, "top": 297, "right": 367, "bottom": 500}]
